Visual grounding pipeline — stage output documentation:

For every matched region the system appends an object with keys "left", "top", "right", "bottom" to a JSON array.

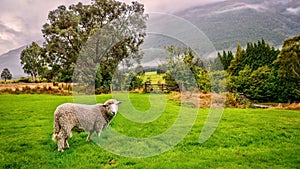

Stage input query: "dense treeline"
[
  {"left": 214, "top": 36, "right": 300, "bottom": 103},
  {"left": 159, "top": 36, "right": 299, "bottom": 103}
]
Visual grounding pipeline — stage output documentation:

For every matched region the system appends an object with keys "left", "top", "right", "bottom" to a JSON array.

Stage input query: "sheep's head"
[{"left": 103, "top": 99, "right": 122, "bottom": 116}]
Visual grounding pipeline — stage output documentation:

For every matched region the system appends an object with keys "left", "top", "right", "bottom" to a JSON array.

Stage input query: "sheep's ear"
[{"left": 117, "top": 101, "right": 122, "bottom": 105}]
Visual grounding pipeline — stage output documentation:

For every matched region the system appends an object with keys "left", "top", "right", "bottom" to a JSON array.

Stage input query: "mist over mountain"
[
  {"left": 140, "top": 0, "right": 300, "bottom": 65},
  {"left": 175, "top": 0, "right": 300, "bottom": 50}
]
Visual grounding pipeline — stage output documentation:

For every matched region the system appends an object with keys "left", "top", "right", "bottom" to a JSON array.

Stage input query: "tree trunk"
[{"left": 32, "top": 74, "right": 36, "bottom": 82}]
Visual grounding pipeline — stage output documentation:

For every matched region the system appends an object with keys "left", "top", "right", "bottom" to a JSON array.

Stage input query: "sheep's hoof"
[
  {"left": 58, "top": 149, "right": 64, "bottom": 152},
  {"left": 86, "top": 137, "right": 91, "bottom": 142}
]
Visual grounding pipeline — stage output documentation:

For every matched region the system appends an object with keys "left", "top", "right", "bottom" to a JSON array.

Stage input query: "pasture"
[
  {"left": 141, "top": 72, "right": 165, "bottom": 84},
  {"left": 0, "top": 94, "right": 299, "bottom": 168}
]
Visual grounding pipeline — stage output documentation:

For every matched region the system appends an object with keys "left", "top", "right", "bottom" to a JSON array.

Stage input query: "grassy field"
[
  {"left": 0, "top": 94, "right": 299, "bottom": 168},
  {"left": 141, "top": 72, "right": 165, "bottom": 84}
]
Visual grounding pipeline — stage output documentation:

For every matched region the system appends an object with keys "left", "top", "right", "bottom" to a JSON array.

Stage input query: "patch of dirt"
[
  {"left": 170, "top": 92, "right": 300, "bottom": 110},
  {"left": 170, "top": 92, "right": 226, "bottom": 108},
  {"left": 275, "top": 103, "right": 300, "bottom": 110}
]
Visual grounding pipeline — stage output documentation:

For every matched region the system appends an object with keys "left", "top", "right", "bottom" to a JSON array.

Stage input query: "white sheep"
[{"left": 52, "top": 99, "right": 122, "bottom": 152}]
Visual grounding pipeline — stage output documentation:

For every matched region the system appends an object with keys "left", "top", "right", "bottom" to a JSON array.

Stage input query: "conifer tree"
[{"left": 228, "top": 44, "right": 244, "bottom": 75}]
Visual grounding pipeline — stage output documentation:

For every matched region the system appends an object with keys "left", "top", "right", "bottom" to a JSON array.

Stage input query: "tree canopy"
[
  {"left": 20, "top": 0, "right": 147, "bottom": 86},
  {"left": 20, "top": 42, "right": 44, "bottom": 82},
  {"left": 1, "top": 68, "right": 12, "bottom": 81},
  {"left": 274, "top": 35, "right": 300, "bottom": 79},
  {"left": 228, "top": 39, "right": 280, "bottom": 76},
  {"left": 211, "top": 50, "right": 234, "bottom": 71},
  {"left": 274, "top": 35, "right": 300, "bottom": 97}
]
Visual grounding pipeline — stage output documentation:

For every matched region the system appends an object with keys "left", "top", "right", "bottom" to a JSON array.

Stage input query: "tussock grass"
[{"left": 0, "top": 94, "right": 299, "bottom": 168}]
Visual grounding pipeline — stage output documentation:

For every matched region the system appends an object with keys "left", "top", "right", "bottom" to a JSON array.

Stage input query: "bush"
[
  {"left": 17, "top": 77, "right": 31, "bottom": 83},
  {"left": 226, "top": 92, "right": 252, "bottom": 108}
]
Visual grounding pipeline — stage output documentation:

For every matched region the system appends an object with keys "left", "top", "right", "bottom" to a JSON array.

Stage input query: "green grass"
[
  {"left": 0, "top": 94, "right": 299, "bottom": 168},
  {"left": 141, "top": 72, "right": 165, "bottom": 84}
]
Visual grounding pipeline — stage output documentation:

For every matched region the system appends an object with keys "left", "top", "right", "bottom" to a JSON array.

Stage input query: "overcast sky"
[{"left": 0, "top": 0, "right": 225, "bottom": 55}]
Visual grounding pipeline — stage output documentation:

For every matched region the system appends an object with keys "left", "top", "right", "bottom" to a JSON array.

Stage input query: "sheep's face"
[{"left": 104, "top": 99, "right": 122, "bottom": 116}]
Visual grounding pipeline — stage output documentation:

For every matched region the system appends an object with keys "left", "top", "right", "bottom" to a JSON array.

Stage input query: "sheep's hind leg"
[{"left": 86, "top": 131, "right": 93, "bottom": 142}]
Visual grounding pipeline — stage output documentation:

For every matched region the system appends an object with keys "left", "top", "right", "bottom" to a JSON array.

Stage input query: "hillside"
[{"left": 0, "top": 40, "right": 43, "bottom": 79}]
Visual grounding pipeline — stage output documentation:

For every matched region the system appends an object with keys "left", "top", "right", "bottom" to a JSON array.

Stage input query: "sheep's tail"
[{"left": 52, "top": 109, "right": 61, "bottom": 143}]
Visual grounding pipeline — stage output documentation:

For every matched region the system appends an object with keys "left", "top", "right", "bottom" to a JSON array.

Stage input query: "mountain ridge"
[{"left": 0, "top": 46, "right": 27, "bottom": 78}]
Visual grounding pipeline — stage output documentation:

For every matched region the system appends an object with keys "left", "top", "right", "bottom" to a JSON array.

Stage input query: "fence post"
[{"left": 144, "top": 82, "right": 147, "bottom": 93}]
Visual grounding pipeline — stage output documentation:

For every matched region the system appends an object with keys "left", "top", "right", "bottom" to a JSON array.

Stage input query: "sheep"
[{"left": 52, "top": 99, "right": 122, "bottom": 152}]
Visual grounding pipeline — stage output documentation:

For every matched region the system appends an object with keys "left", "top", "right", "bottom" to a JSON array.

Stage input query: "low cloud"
[
  {"left": 121, "top": 0, "right": 226, "bottom": 12},
  {"left": 286, "top": 6, "right": 300, "bottom": 15}
]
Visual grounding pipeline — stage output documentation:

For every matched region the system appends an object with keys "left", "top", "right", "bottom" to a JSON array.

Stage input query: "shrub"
[
  {"left": 225, "top": 92, "right": 251, "bottom": 108},
  {"left": 18, "top": 77, "right": 31, "bottom": 83}
]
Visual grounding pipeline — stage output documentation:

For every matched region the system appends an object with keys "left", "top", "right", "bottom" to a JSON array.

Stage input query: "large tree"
[
  {"left": 274, "top": 35, "right": 300, "bottom": 96},
  {"left": 275, "top": 35, "right": 300, "bottom": 79},
  {"left": 20, "top": 42, "right": 44, "bottom": 82},
  {"left": 41, "top": 0, "right": 147, "bottom": 84}
]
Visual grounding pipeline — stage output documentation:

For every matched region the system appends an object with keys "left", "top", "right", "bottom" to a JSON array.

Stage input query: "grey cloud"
[
  {"left": 0, "top": 0, "right": 224, "bottom": 54},
  {"left": 0, "top": 21, "right": 20, "bottom": 35},
  {"left": 0, "top": 20, "right": 25, "bottom": 54},
  {"left": 122, "top": 0, "right": 227, "bottom": 12},
  {"left": 0, "top": 0, "right": 92, "bottom": 54}
]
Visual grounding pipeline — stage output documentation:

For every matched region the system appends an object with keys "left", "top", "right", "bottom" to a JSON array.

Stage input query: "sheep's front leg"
[
  {"left": 86, "top": 131, "right": 93, "bottom": 142},
  {"left": 64, "top": 127, "right": 72, "bottom": 148},
  {"left": 96, "top": 125, "right": 104, "bottom": 137}
]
